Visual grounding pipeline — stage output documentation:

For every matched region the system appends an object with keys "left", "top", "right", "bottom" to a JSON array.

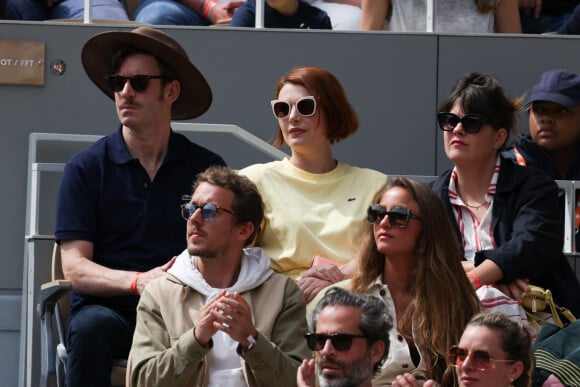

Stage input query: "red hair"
[{"left": 273, "top": 66, "right": 358, "bottom": 147}]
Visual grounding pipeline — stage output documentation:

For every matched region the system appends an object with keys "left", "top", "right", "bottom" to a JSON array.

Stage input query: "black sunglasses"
[
  {"left": 105, "top": 74, "right": 171, "bottom": 93},
  {"left": 437, "top": 112, "right": 489, "bottom": 134},
  {"left": 304, "top": 333, "right": 367, "bottom": 351},
  {"left": 448, "top": 345, "right": 516, "bottom": 372},
  {"left": 180, "top": 203, "right": 234, "bottom": 221},
  {"left": 270, "top": 96, "right": 317, "bottom": 119},
  {"left": 367, "top": 204, "right": 422, "bottom": 228}
]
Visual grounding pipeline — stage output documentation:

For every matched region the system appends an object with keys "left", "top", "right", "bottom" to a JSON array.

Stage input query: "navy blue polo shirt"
[
  {"left": 55, "top": 127, "right": 226, "bottom": 314},
  {"left": 230, "top": 0, "right": 332, "bottom": 29}
]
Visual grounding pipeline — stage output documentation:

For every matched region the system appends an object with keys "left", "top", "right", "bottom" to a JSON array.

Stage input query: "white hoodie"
[{"left": 167, "top": 247, "right": 274, "bottom": 387}]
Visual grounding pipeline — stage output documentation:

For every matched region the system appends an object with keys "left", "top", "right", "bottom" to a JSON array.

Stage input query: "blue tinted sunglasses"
[{"left": 180, "top": 203, "right": 234, "bottom": 221}]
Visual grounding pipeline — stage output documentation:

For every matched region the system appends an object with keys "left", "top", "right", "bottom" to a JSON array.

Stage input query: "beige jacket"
[{"left": 127, "top": 270, "right": 309, "bottom": 387}]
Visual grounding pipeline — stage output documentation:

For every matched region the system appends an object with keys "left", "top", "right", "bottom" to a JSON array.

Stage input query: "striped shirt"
[{"left": 448, "top": 156, "right": 501, "bottom": 261}]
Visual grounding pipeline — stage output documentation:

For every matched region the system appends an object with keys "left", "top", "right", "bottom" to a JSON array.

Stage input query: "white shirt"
[{"left": 448, "top": 156, "right": 501, "bottom": 261}]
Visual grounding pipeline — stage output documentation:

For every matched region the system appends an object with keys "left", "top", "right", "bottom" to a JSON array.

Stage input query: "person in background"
[
  {"left": 557, "top": 4, "right": 580, "bottom": 34},
  {"left": 297, "top": 287, "right": 391, "bottom": 387},
  {"left": 56, "top": 27, "right": 225, "bottom": 386},
  {"left": 303, "top": 0, "right": 362, "bottom": 30},
  {"left": 504, "top": 69, "right": 580, "bottom": 250},
  {"left": 392, "top": 312, "right": 532, "bottom": 387},
  {"left": 520, "top": 0, "right": 579, "bottom": 33},
  {"left": 239, "top": 66, "right": 386, "bottom": 303},
  {"left": 230, "top": 0, "right": 331, "bottom": 29},
  {"left": 505, "top": 69, "right": 580, "bottom": 180},
  {"left": 128, "top": 166, "right": 309, "bottom": 386},
  {"left": 132, "top": 0, "right": 242, "bottom": 26},
  {"left": 431, "top": 72, "right": 580, "bottom": 316},
  {"left": 6, "top": 0, "right": 129, "bottom": 20},
  {"left": 360, "top": 0, "right": 521, "bottom": 33},
  {"left": 310, "top": 177, "right": 481, "bottom": 385}
]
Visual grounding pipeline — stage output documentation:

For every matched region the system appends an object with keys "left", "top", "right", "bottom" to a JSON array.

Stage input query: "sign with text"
[{"left": 0, "top": 40, "right": 45, "bottom": 86}]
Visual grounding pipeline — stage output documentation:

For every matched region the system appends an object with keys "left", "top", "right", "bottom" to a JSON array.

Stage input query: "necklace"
[
  {"left": 462, "top": 200, "right": 488, "bottom": 210},
  {"left": 456, "top": 186, "right": 489, "bottom": 210}
]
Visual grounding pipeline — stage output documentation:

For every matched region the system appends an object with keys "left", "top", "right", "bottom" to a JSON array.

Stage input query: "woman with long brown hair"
[{"left": 348, "top": 177, "right": 481, "bottom": 385}]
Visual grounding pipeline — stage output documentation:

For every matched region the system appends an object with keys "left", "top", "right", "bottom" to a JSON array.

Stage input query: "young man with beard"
[
  {"left": 298, "top": 288, "right": 391, "bottom": 387},
  {"left": 128, "top": 166, "right": 310, "bottom": 386}
]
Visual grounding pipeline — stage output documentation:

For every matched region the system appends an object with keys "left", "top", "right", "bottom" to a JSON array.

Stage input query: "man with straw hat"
[{"left": 55, "top": 26, "right": 225, "bottom": 386}]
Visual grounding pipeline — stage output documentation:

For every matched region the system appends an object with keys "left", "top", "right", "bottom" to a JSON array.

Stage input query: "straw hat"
[{"left": 81, "top": 26, "right": 212, "bottom": 120}]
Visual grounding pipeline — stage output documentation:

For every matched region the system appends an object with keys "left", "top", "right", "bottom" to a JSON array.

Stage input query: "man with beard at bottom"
[{"left": 298, "top": 288, "right": 392, "bottom": 387}]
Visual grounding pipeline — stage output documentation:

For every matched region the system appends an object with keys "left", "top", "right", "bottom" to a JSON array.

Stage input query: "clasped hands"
[{"left": 194, "top": 290, "right": 258, "bottom": 351}]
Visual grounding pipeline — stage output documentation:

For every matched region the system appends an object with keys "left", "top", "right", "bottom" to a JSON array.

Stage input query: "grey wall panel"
[
  {"left": 0, "top": 291, "right": 22, "bottom": 387},
  {"left": 1, "top": 23, "right": 439, "bottom": 175},
  {"left": 0, "top": 331, "right": 20, "bottom": 387},
  {"left": 0, "top": 292, "right": 22, "bottom": 330}
]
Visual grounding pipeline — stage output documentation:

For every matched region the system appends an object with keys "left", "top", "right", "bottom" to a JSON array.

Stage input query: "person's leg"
[
  {"left": 66, "top": 305, "right": 135, "bottom": 387},
  {"left": 306, "top": 1, "right": 361, "bottom": 30},
  {"left": 520, "top": 12, "right": 572, "bottom": 34},
  {"left": 49, "top": 0, "right": 129, "bottom": 20},
  {"left": 132, "top": 0, "right": 208, "bottom": 25},
  {"left": 6, "top": 0, "right": 48, "bottom": 20},
  {"left": 547, "top": 12, "right": 573, "bottom": 33}
]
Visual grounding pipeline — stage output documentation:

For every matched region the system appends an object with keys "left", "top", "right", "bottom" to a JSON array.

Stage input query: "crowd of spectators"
[
  {"left": 6, "top": 10, "right": 580, "bottom": 385},
  {"left": 3, "top": 0, "right": 580, "bottom": 34}
]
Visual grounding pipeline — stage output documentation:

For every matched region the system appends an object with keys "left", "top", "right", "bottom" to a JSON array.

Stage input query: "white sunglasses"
[{"left": 270, "top": 96, "right": 317, "bottom": 119}]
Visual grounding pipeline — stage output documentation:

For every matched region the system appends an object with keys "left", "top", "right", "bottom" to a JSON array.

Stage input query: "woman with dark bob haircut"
[
  {"left": 240, "top": 66, "right": 386, "bottom": 302},
  {"left": 431, "top": 73, "right": 580, "bottom": 316}
]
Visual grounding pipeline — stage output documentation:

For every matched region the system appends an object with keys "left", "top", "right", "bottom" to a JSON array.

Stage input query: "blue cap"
[{"left": 527, "top": 70, "right": 580, "bottom": 108}]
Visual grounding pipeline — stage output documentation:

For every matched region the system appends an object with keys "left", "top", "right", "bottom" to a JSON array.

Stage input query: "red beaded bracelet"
[
  {"left": 202, "top": 0, "right": 218, "bottom": 20},
  {"left": 467, "top": 272, "right": 482, "bottom": 289},
  {"left": 130, "top": 272, "right": 142, "bottom": 295}
]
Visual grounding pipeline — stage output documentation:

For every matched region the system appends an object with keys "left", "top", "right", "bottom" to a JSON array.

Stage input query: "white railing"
[{"left": 556, "top": 180, "right": 577, "bottom": 254}]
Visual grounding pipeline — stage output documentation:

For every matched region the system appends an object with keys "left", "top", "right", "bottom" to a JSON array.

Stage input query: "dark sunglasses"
[
  {"left": 304, "top": 333, "right": 366, "bottom": 351},
  {"left": 180, "top": 203, "right": 234, "bottom": 221},
  {"left": 448, "top": 345, "right": 516, "bottom": 372},
  {"left": 367, "top": 204, "right": 422, "bottom": 228},
  {"left": 437, "top": 112, "right": 489, "bottom": 134},
  {"left": 270, "top": 96, "right": 317, "bottom": 119},
  {"left": 105, "top": 74, "right": 171, "bottom": 93}
]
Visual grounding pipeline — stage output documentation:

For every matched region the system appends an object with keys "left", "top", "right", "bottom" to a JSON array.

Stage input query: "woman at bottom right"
[{"left": 393, "top": 312, "right": 532, "bottom": 387}]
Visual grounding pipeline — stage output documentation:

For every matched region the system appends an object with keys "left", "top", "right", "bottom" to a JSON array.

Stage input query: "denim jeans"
[
  {"left": 132, "top": 0, "right": 208, "bottom": 26},
  {"left": 6, "top": 0, "right": 47, "bottom": 20},
  {"left": 6, "top": 0, "right": 128, "bottom": 20},
  {"left": 66, "top": 304, "right": 135, "bottom": 387},
  {"left": 520, "top": 11, "right": 571, "bottom": 34}
]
